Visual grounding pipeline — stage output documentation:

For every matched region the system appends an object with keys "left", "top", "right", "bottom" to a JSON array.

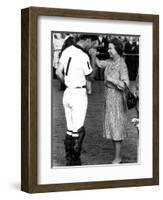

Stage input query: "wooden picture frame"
[{"left": 21, "top": 6, "right": 159, "bottom": 193}]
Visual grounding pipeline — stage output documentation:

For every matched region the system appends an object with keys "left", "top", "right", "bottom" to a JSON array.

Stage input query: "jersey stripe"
[
  {"left": 65, "top": 57, "right": 72, "bottom": 76},
  {"left": 87, "top": 61, "right": 90, "bottom": 69}
]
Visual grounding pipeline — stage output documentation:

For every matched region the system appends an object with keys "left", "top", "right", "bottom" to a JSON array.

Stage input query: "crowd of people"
[
  {"left": 54, "top": 33, "right": 139, "bottom": 166},
  {"left": 52, "top": 33, "right": 139, "bottom": 82}
]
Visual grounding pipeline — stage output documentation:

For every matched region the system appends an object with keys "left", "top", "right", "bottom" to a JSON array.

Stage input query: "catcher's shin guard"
[
  {"left": 72, "top": 127, "right": 86, "bottom": 165},
  {"left": 64, "top": 134, "right": 73, "bottom": 165}
]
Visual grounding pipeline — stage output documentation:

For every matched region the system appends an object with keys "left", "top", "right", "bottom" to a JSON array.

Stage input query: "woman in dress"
[{"left": 92, "top": 37, "right": 129, "bottom": 164}]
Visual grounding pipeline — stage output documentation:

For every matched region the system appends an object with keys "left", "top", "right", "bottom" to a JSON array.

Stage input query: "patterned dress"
[{"left": 103, "top": 58, "right": 129, "bottom": 141}]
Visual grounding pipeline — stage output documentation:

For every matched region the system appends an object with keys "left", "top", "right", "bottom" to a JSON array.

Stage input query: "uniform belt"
[
  {"left": 66, "top": 85, "right": 86, "bottom": 89},
  {"left": 76, "top": 85, "right": 86, "bottom": 89}
]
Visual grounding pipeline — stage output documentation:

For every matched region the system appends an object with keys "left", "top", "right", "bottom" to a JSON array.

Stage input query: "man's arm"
[
  {"left": 55, "top": 62, "right": 64, "bottom": 82},
  {"left": 86, "top": 72, "right": 94, "bottom": 82}
]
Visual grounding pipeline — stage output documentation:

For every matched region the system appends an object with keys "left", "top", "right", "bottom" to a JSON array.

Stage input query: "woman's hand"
[
  {"left": 106, "top": 77, "right": 126, "bottom": 90},
  {"left": 117, "top": 81, "right": 125, "bottom": 90}
]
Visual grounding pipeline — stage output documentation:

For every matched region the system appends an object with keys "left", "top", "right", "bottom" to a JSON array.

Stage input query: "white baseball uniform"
[{"left": 59, "top": 45, "right": 93, "bottom": 135}]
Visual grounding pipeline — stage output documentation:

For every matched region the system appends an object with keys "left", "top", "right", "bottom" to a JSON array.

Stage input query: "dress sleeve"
[
  {"left": 119, "top": 61, "right": 129, "bottom": 87},
  {"left": 95, "top": 58, "right": 108, "bottom": 69}
]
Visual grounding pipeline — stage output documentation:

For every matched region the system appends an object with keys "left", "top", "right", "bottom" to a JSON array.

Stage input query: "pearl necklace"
[{"left": 111, "top": 57, "right": 121, "bottom": 69}]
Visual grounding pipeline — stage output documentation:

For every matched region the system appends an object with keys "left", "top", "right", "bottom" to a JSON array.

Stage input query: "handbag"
[{"left": 124, "top": 83, "right": 138, "bottom": 110}]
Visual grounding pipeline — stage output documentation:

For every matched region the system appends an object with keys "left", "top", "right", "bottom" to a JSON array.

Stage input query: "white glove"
[{"left": 131, "top": 118, "right": 139, "bottom": 130}]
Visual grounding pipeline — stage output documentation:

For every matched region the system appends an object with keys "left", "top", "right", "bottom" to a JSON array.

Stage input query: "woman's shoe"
[{"left": 112, "top": 158, "right": 122, "bottom": 164}]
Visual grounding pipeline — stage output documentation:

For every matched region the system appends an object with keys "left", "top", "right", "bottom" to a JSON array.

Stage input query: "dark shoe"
[{"left": 72, "top": 156, "right": 81, "bottom": 165}]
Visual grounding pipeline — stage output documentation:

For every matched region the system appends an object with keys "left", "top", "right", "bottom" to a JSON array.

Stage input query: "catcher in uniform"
[{"left": 56, "top": 34, "right": 99, "bottom": 165}]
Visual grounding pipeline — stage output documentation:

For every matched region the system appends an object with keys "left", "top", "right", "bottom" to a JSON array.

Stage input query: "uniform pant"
[{"left": 63, "top": 88, "right": 88, "bottom": 133}]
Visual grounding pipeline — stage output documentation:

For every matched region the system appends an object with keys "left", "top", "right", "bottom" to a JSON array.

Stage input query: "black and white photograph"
[
  {"left": 20, "top": 6, "right": 159, "bottom": 193},
  {"left": 51, "top": 32, "right": 139, "bottom": 167}
]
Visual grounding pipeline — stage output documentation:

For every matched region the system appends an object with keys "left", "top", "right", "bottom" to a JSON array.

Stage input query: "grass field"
[{"left": 52, "top": 79, "right": 139, "bottom": 167}]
